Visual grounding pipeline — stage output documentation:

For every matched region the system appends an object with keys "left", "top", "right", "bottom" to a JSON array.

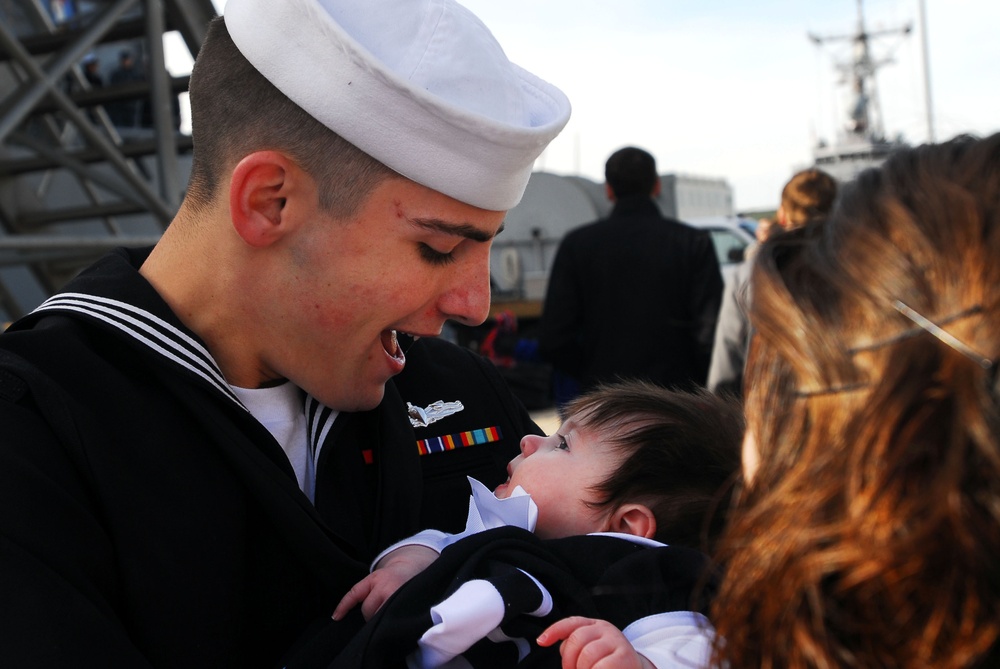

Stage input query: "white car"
[{"left": 683, "top": 215, "right": 758, "bottom": 288}]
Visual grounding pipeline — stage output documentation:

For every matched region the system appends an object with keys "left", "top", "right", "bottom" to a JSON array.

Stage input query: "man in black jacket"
[
  {"left": 0, "top": 0, "right": 570, "bottom": 666},
  {"left": 539, "top": 147, "right": 723, "bottom": 398}
]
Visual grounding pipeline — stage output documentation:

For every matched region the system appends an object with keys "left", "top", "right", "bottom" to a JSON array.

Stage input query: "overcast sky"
[
  {"left": 458, "top": 0, "right": 999, "bottom": 210},
  {"left": 184, "top": 0, "right": 999, "bottom": 211}
]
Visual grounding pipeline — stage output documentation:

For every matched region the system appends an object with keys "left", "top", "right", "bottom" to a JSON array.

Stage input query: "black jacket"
[
  {"left": 0, "top": 248, "right": 537, "bottom": 668},
  {"left": 539, "top": 196, "right": 723, "bottom": 391}
]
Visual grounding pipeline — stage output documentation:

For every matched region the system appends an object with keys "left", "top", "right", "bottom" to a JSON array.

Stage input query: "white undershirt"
[{"left": 231, "top": 382, "right": 317, "bottom": 502}]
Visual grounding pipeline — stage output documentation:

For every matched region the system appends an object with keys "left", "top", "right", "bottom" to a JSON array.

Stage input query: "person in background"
[
  {"left": 540, "top": 147, "right": 723, "bottom": 404},
  {"left": 707, "top": 167, "right": 837, "bottom": 397},
  {"left": 107, "top": 49, "right": 145, "bottom": 126},
  {"left": 82, "top": 54, "right": 102, "bottom": 88},
  {"left": 711, "top": 134, "right": 1000, "bottom": 668},
  {"left": 330, "top": 381, "right": 743, "bottom": 669},
  {"left": 0, "top": 0, "right": 570, "bottom": 665},
  {"left": 79, "top": 53, "right": 104, "bottom": 123}
]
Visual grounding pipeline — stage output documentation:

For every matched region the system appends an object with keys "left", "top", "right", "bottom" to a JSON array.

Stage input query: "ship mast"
[{"left": 808, "top": 0, "right": 912, "bottom": 146}]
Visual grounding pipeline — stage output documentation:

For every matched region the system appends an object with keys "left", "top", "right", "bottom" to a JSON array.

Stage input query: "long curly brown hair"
[{"left": 711, "top": 134, "right": 1000, "bottom": 668}]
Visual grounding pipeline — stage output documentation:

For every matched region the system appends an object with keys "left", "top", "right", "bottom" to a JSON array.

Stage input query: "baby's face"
[{"left": 494, "top": 417, "right": 620, "bottom": 539}]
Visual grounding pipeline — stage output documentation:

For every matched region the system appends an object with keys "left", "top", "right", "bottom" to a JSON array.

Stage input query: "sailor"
[{"left": 0, "top": 0, "right": 570, "bottom": 665}]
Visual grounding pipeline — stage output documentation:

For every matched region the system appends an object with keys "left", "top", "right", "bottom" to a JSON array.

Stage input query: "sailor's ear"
[
  {"left": 606, "top": 503, "right": 657, "bottom": 539},
  {"left": 229, "top": 151, "right": 301, "bottom": 248}
]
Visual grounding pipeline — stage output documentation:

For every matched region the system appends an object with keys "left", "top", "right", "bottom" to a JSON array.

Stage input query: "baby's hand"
[
  {"left": 331, "top": 545, "right": 439, "bottom": 621},
  {"left": 538, "top": 617, "right": 654, "bottom": 669}
]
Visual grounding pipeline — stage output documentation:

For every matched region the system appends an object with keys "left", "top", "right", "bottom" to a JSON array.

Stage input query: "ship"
[{"left": 808, "top": 0, "right": 914, "bottom": 182}]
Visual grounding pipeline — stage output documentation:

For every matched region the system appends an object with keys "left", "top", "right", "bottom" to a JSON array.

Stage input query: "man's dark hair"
[
  {"left": 186, "top": 16, "right": 397, "bottom": 218},
  {"left": 564, "top": 381, "right": 743, "bottom": 552},
  {"left": 604, "top": 146, "right": 658, "bottom": 199}
]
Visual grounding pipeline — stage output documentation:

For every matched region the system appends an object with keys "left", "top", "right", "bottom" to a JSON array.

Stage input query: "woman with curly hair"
[
  {"left": 708, "top": 167, "right": 838, "bottom": 396},
  {"left": 711, "top": 133, "right": 1000, "bottom": 668}
]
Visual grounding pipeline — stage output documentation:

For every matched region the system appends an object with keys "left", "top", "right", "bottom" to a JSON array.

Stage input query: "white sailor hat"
[{"left": 223, "top": 0, "right": 571, "bottom": 211}]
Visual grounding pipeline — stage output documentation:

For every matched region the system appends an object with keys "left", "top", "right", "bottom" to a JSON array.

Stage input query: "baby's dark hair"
[{"left": 563, "top": 381, "right": 743, "bottom": 552}]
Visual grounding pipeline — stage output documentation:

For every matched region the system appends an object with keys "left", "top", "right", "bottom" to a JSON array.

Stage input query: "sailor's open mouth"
[{"left": 381, "top": 330, "right": 403, "bottom": 361}]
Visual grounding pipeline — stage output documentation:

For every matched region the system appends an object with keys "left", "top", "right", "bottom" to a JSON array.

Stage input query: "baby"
[{"left": 332, "top": 381, "right": 743, "bottom": 668}]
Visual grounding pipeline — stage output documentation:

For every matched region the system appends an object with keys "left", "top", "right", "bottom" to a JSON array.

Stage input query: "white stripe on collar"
[
  {"left": 34, "top": 292, "right": 243, "bottom": 408},
  {"left": 35, "top": 292, "right": 342, "bottom": 459},
  {"left": 304, "top": 395, "right": 338, "bottom": 468}
]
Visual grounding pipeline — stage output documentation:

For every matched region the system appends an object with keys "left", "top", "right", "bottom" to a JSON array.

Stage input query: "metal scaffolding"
[{"left": 0, "top": 0, "right": 215, "bottom": 321}]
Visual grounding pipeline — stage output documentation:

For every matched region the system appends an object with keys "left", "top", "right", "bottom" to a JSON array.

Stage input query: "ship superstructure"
[{"left": 809, "top": 0, "right": 913, "bottom": 181}]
